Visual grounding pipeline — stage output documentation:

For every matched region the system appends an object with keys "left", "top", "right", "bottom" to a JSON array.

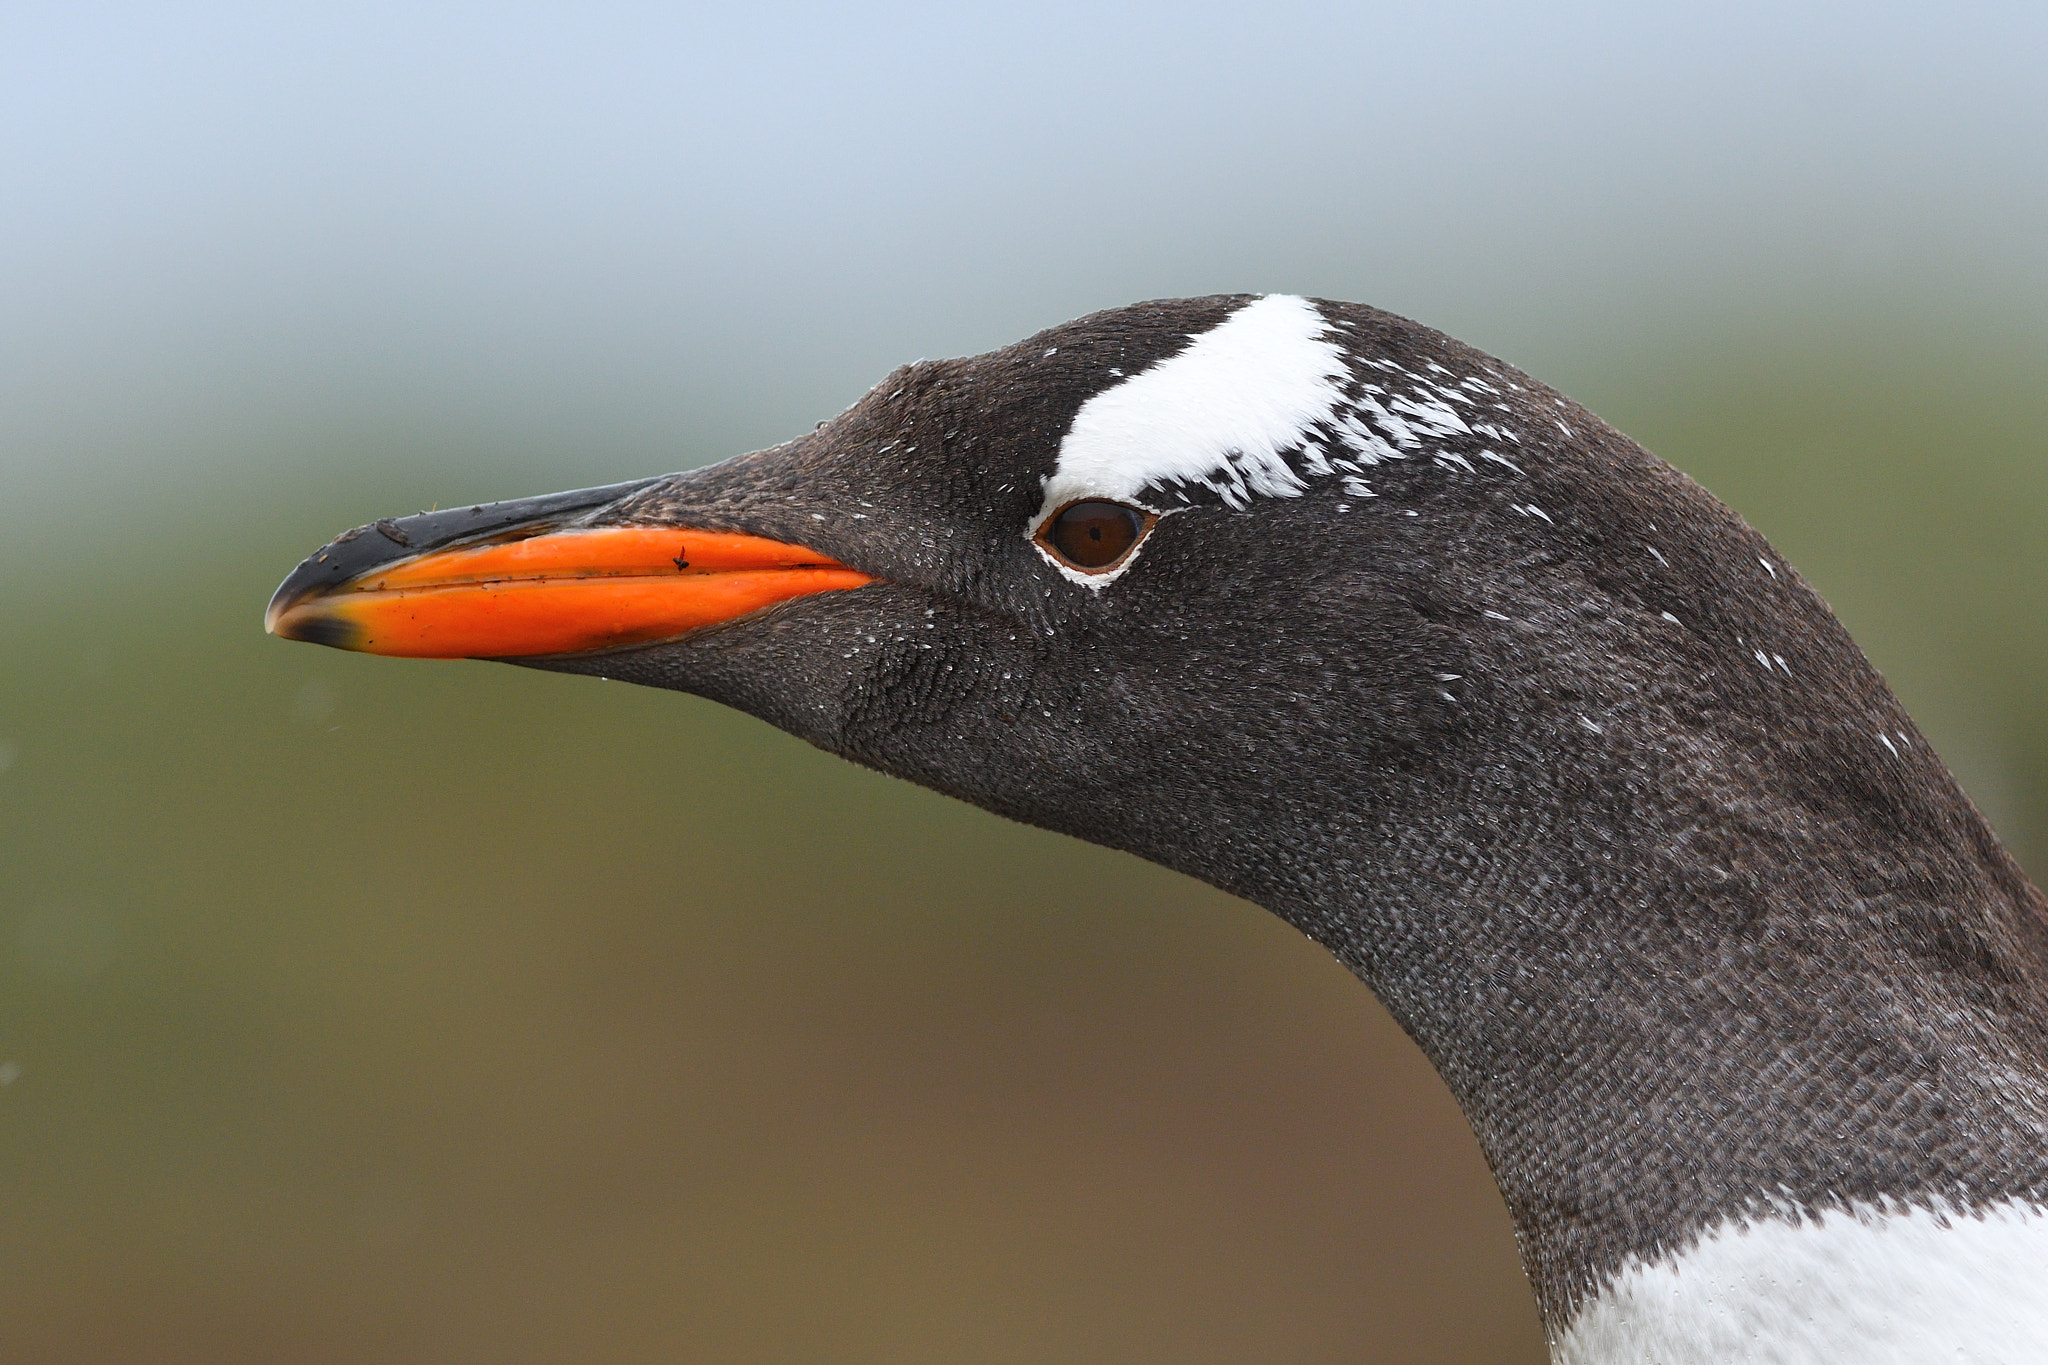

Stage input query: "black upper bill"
[{"left": 265, "top": 476, "right": 667, "bottom": 625}]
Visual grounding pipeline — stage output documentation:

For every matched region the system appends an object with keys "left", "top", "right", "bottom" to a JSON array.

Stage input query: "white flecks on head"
[
  {"left": 1660, "top": 611, "right": 1682, "bottom": 626},
  {"left": 1343, "top": 395, "right": 1412, "bottom": 458},
  {"left": 1390, "top": 391, "right": 1473, "bottom": 438},
  {"left": 1479, "top": 449, "right": 1524, "bottom": 474},
  {"left": 1759, "top": 557, "right": 1777, "bottom": 578},
  {"left": 1881, "top": 733, "right": 1900, "bottom": 757},
  {"left": 1554, "top": 1198, "right": 2048, "bottom": 1365}
]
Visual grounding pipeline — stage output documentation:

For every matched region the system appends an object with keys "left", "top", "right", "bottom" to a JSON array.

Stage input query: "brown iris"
[{"left": 1037, "top": 500, "right": 1154, "bottom": 572}]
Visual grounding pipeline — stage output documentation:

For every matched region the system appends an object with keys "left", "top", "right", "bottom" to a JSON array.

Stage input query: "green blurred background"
[{"left": 3, "top": 5, "right": 2044, "bottom": 1362}]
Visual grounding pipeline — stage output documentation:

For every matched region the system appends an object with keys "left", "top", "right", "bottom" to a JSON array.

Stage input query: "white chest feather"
[{"left": 1553, "top": 1198, "right": 2048, "bottom": 1364}]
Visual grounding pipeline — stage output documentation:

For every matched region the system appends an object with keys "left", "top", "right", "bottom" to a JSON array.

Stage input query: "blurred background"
[{"left": 3, "top": 3, "right": 2044, "bottom": 1361}]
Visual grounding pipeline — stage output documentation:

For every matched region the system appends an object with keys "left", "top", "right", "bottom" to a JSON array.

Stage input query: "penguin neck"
[{"left": 1231, "top": 700, "right": 2048, "bottom": 1330}]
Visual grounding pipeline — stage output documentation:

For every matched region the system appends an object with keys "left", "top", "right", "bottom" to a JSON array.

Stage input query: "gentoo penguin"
[{"left": 267, "top": 295, "right": 2048, "bottom": 1362}]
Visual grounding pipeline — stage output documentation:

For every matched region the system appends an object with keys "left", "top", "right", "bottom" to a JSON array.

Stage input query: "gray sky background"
[{"left": 5, "top": 1, "right": 2045, "bottom": 525}]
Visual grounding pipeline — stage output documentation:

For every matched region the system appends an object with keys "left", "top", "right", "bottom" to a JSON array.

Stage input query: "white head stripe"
[
  {"left": 1036, "top": 294, "right": 1347, "bottom": 518},
  {"left": 1024, "top": 293, "right": 1530, "bottom": 589}
]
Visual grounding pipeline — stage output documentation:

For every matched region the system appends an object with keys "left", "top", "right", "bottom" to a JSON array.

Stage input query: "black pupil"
[{"left": 1049, "top": 501, "right": 1143, "bottom": 569}]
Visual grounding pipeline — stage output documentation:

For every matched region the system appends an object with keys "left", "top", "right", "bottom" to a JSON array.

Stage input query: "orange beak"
[{"left": 265, "top": 524, "right": 874, "bottom": 659}]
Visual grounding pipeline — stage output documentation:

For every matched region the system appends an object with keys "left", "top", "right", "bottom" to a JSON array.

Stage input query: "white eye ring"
[{"left": 1027, "top": 497, "right": 1168, "bottom": 589}]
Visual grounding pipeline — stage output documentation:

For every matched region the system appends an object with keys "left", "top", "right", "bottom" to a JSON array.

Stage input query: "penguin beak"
[{"left": 264, "top": 481, "right": 873, "bottom": 659}]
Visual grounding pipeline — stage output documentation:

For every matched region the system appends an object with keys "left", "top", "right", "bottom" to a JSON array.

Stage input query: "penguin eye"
[{"left": 1038, "top": 500, "right": 1154, "bottom": 573}]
